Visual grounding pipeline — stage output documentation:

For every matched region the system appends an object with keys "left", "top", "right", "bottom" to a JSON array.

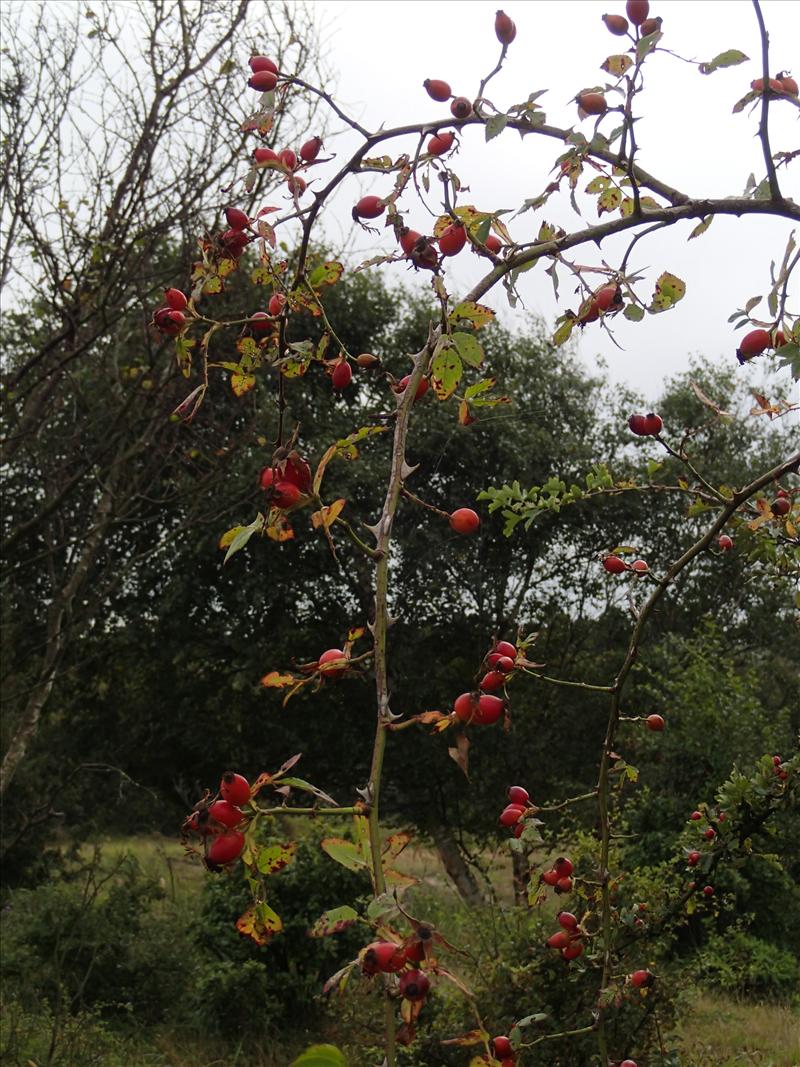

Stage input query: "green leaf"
[
  {"left": 699, "top": 49, "right": 748, "bottom": 75},
  {"left": 431, "top": 340, "right": 463, "bottom": 400},
  {"left": 485, "top": 113, "right": 509, "bottom": 141},
  {"left": 452, "top": 332, "right": 484, "bottom": 368},
  {"left": 448, "top": 301, "right": 496, "bottom": 330},
  {"left": 291, "top": 1045, "right": 347, "bottom": 1067},
  {"left": 223, "top": 515, "right": 262, "bottom": 564},
  {"left": 231, "top": 371, "right": 256, "bottom": 397},
  {"left": 465, "top": 378, "right": 496, "bottom": 400},
  {"left": 649, "top": 271, "right": 686, "bottom": 313},
  {"left": 552, "top": 316, "right": 575, "bottom": 346},
  {"left": 256, "top": 841, "right": 297, "bottom": 875},
  {"left": 308, "top": 261, "right": 344, "bottom": 288},
  {"left": 601, "top": 54, "right": 634, "bottom": 77},
  {"left": 308, "top": 905, "right": 360, "bottom": 938},
  {"left": 689, "top": 215, "right": 714, "bottom": 240},
  {"left": 279, "top": 776, "right": 338, "bottom": 806},
  {"left": 320, "top": 838, "right": 367, "bottom": 872},
  {"left": 623, "top": 303, "right": 645, "bottom": 321},
  {"left": 636, "top": 29, "right": 662, "bottom": 61}
]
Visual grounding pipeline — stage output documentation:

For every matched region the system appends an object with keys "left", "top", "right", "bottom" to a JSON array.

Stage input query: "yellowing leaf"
[
  {"left": 448, "top": 301, "right": 496, "bottom": 330},
  {"left": 649, "top": 271, "right": 686, "bottom": 313},
  {"left": 308, "top": 261, "right": 344, "bottom": 288},
  {"left": 256, "top": 841, "right": 297, "bottom": 875},
  {"left": 431, "top": 339, "right": 462, "bottom": 401},
  {"left": 602, "top": 54, "right": 633, "bottom": 76},
  {"left": 236, "top": 902, "right": 282, "bottom": 944},
  {"left": 231, "top": 371, "right": 256, "bottom": 396},
  {"left": 311, "top": 498, "right": 346, "bottom": 530}
]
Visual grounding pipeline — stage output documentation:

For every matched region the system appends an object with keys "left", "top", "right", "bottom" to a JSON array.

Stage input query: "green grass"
[{"left": 675, "top": 993, "right": 800, "bottom": 1067}]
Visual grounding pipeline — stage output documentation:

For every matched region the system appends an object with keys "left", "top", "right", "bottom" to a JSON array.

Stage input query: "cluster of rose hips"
[
  {"left": 628, "top": 411, "right": 663, "bottom": 437},
  {"left": 184, "top": 771, "right": 251, "bottom": 869},
  {"left": 152, "top": 287, "right": 190, "bottom": 337},
  {"left": 498, "top": 784, "right": 533, "bottom": 839},
  {"left": 452, "top": 639, "right": 518, "bottom": 726},
  {"left": 546, "top": 909, "right": 584, "bottom": 960},
  {"left": 577, "top": 1, "right": 661, "bottom": 118},
  {"left": 736, "top": 326, "right": 788, "bottom": 364},
  {"left": 772, "top": 754, "right": 789, "bottom": 782},
  {"left": 540, "top": 855, "right": 575, "bottom": 895},
  {"left": 259, "top": 451, "right": 312, "bottom": 510},
  {"left": 602, "top": 554, "right": 650, "bottom": 577},
  {"left": 246, "top": 55, "right": 324, "bottom": 199},
  {"left": 360, "top": 939, "right": 431, "bottom": 1004},
  {"left": 750, "top": 74, "right": 798, "bottom": 98}
]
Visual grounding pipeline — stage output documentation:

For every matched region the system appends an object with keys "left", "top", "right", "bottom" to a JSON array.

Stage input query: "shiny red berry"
[
  {"left": 449, "top": 508, "right": 480, "bottom": 534},
  {"left": 164, "top": 287, "right": 188, "bottom": 310},
  {"left": 626, "top": 0, "right": 650, "bottom": 25},
  {"left": 249, "top": 56, "right": 278, "bottom": 75},
  {"left": 499, "top": 804, "right": 526, "bottom": 826},
  {"left": 577, "top": 91, "right": 607, "bottom": 115},
  {"left": 299, "top": 136, "right": 323, "bottom": 162},
  {"left": 248, "top": 70, "right": 278, "bottom": 91},
  {"left": 424, "top": 78, "right": 452, "bottom": 102},
  {"left": 717, "top": 534, "right": 734, "bottom": 551},
  {"left": 507, "top": 785, "right": 529, "bottom": 805},
  {"left": 439, "top": 221, "right": 467, "bottom": 257},
  {"left": 602, "top": 13, "right": 629, "bottom": 35},
  {"left": 206, "top": 830, "right": 245, "bottom": 867},
  {"left": 220, "top": 772, "right": 250, "bottom": 806},
  {"left": 428, "top": 131, "right": 455, "bottom": 155},
  {"left": 353, "top": 195, "right": 385, "bottom": 220},
  {"left": 331, "top": 361, "right": 353, "bottom": 390},
  {"left": 208, "top": 800, "right": 244, "bottom": 830},
  {"left": 603, "top": 555, "right": 628, "bottom": 574},
  {"left": 646, "top": 714, "right": 665, "bottom": 732}
]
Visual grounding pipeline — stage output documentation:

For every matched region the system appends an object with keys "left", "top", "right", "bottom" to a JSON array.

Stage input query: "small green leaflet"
[
  {"left": 485, "top": 113, "right": 509, "bottom": 141},
  {"left": 623, "top": 304, "right": 645, "bottom": 322},
  {"left": 222, "top": 514, "right": 263, "bottom": 564},
  {"left": 321, "top": 838, "right": 367, "bottom": 872},
  {"left": 699, "top": 49, "right": 748, "bottom": 75},
  {"left": 452, "top": 332, "right": 484, "bottom": 368},
  {"left": 689, "top": 215, "right": 714, "bottom": 240}
]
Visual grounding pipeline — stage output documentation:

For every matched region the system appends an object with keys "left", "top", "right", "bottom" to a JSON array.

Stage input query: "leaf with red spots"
[
  {"left": 236, "top": 902, "right": 282, "bottom": 944},
  {"left": 256, "top": 841, "right": 297, "bottom": 875}
]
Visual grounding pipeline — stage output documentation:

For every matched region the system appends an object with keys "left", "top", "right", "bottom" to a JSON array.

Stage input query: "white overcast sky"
[{"left": 269, "top": 0, "right": 800, "bottom": 404}]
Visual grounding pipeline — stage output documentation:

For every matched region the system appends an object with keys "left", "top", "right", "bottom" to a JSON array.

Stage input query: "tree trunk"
[{"left": 430, "top": 822, "right": 484, "bottom": 906}]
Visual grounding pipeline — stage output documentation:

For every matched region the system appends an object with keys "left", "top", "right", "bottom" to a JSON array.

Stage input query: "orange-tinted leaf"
[
  {"left": 260, "top": 670, "right": 299, "bottom": 688},
  {"left": 458, "top": 400, "right": 474, "bottom": 426},
  {"left": 311, "top": 498, "right": 346, "bottom": 530},
  {"left": 383, "top": 831, "right": 412, "bottom": 861},
  {"left": 441, "top": 1029, "right": 490, "bottom": 1047},
  {"left": 236, "top": 902, "right": 282, "bottom": 944},
  {"left": 347, "top": 625, "right": 366, "bottom": 643}
]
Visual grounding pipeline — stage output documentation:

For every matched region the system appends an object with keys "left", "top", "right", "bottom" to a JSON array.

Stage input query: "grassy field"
[{"left": 6, "top": 834, "right": 798, "bottom": 1067}]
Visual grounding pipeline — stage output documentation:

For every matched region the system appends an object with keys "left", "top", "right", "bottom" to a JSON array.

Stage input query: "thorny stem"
[
  {"left": 523, "top": 670, "right": 613, "bottom": 694},
  {"left": 365, "top": 336, "right": 433, "bottom": 1066},
  {"left": 254, "top": 805, "right": 360, "bottom": 817},
  {"left": 594, "top": 449, "right": 799, "bottom": 1055},
  {"left": 655, "top": 436, "right": 727, "bottom": 503},
  {"left": 752, "top": 0, "right": 781, "bottom": 201}
]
